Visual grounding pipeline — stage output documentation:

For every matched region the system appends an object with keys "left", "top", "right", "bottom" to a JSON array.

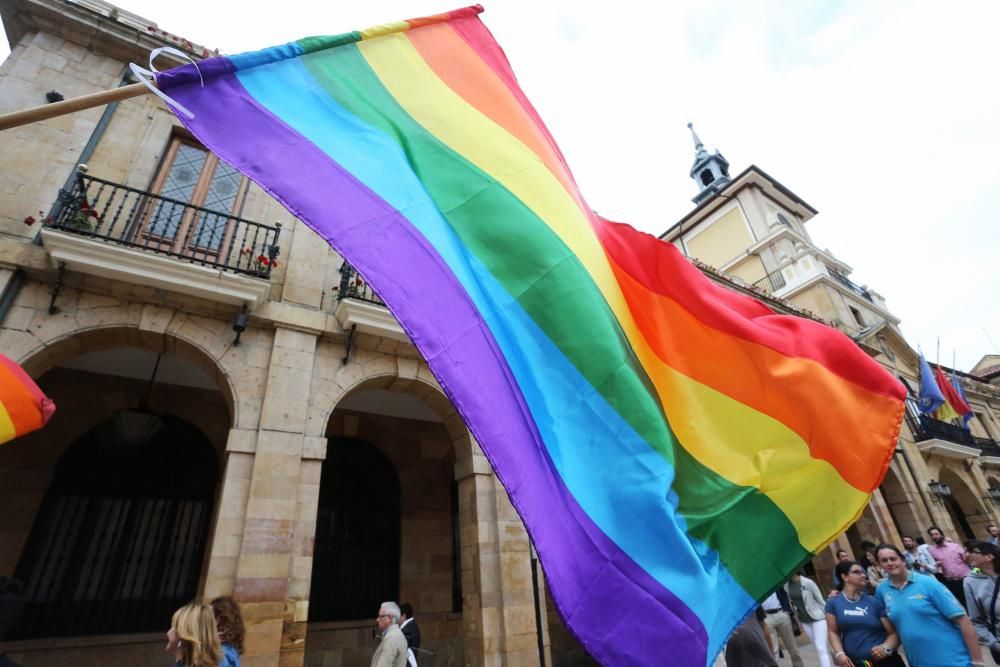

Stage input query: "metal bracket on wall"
[
  {"left": 48, "top": 262, "right": 65, "bottom": 315},
  {"left": 342, "top": 323, "right": 357, "bottom": 365}
]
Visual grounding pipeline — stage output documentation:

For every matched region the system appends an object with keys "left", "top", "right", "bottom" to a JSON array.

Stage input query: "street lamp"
[{"left": 927, "top": 479, "right": 952, "bottom": 502}]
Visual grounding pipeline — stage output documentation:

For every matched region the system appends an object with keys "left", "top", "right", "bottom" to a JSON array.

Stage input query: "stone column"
[
  {"left": 202, "top": 431, "right": 256, "bottom": 599},
  {"left": 234, "top": 326, "right": 318, "bottom": 667},
  {"left": 493, "top": 477, "right": 547, "bottom": 665},
  {"left": 456, "top": 441, "right": 545, "bottom": 667},
  {"left": 865, "top": 488, "right": 902, "bottom": 545},
  {"left": 456, "top": 453, "right": 501, "bottom": 667}
]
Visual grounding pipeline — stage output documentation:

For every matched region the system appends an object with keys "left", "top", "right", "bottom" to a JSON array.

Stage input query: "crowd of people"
[{"left": 727, "top": 524, "right": 1000, "bottom": 667}]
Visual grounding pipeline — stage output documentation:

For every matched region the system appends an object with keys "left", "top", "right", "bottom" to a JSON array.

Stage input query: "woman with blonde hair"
[{"left": 166, "top": 601, "right": 222, "bottom": 667}]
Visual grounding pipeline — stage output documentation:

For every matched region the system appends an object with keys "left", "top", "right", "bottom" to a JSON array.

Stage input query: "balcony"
[
  {"left": 826, "top": 266, "right": 873, "bottom": 303},
  {"left": 910, "top": 413, "right": 1000, "bottom": 461},
  {"left": 39, "top": 170, "right": 281, "bottom": 307},
  {"left": 752, "top": 268, "right": 787, "bottom": 295},
  {"left": 332, "top": 262, "right": 407, "bottom": 343}
]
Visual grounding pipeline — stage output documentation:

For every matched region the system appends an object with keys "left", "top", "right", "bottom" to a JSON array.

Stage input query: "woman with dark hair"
[
  {"left": 863, "top": 549, "right": 886, "bottom": 591},
  {"left": 825, "top": 560, "right": 903, "bottom": 666},
  {"left": 875, "top": 543, "right": 983, "bottom": 666},
  {"left": 787, "top": 571, "right": 833, "bottom": 667},
  {"left": 210, "top": 597, "right": 244, "bottom": 667},
  {"left": 963, "top": 540, "right": 1000, "bottom": 663}
]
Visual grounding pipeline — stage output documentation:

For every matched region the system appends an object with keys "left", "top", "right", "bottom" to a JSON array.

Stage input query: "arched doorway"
[
  {"left": 880, "top": 465, "right": 923, "bottom": 540},
  {"left": 305, "top": 386, "right": 463, "bottom": 665},
  {"left": 9, "top": 415, "right": 218, "bottom": 639},
  {"left": 939, "top": 467, "right": 989, "bottom": 541},
  {"left": 0, "top": 337, "right": 233, "bottom": 658}
]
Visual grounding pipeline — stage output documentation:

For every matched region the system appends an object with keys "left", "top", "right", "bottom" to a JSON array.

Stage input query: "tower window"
[{"left": 700, "top": 169, "right": 714, "bottom": 186}]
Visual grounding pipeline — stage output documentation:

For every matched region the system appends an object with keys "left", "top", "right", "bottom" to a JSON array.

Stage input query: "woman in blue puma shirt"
[{"left": 825, "top": 560, "right": 903, "bottom": 666}]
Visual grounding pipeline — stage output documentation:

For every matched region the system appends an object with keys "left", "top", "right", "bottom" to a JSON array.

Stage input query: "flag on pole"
[
  {"left": 151, "top": 7, "right": 906, "bottom": 664},
  {"left": 0, "top": 353, "right": 55, "bottom": 445},
  {"left": 932, "top": 366, "right": 962, "bottom": 422},
  {"left": 950, "top": 370, "right": 974, "bottom": 429},
  {"left": 917, "top": 351, "right": 946, "bottom": 415}
]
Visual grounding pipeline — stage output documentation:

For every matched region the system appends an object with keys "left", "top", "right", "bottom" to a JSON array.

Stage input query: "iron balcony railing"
[
  {"left": 45, "top": 170, "right": 281, "bottom": 279},
  {"left": 752, "top": 269, "right": 787, "bottom": 294},
  {"left": 336, "top": 262, "right": 384, "bottom": 305},
  {"left": 910, "top": 413, "right": 1000, "bottom": 456},
  {"left": 826, "top": 266, "right": 873, "bottom": 303}
]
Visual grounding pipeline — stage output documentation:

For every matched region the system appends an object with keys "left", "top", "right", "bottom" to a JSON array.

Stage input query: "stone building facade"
[
  {"left": 2, "top": 2, "right": 1000, "bottom": 667},
  {"left": 1, "top": 1, "right": 551, "bottom": 665}
]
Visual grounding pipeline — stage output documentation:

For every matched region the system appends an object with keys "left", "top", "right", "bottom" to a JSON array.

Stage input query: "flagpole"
[{"left": 0, "top": 82, "right": 150, "bottom": 132}]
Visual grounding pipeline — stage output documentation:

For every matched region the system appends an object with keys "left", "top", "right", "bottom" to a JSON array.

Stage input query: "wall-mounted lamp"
[
  {"left": 233, "top": 304, "right": 248, "bottom": 346},
  {"left": 927, "top": 479, "right": 952, "bottom": 502}
]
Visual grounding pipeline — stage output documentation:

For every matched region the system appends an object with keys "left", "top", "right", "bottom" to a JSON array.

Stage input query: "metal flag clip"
[{"left": 129, "top": 46, "right": 204, "bottom": 119}]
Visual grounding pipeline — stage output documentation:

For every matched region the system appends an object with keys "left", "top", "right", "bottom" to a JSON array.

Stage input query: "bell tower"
[{"left": 688, "top": 122, "right": 731, "bottom": 204}]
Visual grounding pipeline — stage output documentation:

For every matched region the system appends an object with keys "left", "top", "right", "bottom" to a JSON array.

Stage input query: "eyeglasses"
[
  {"left": 848, "top": 569, "right": 866, "bottom": 575},
  {"left": 377, "top": 614, "right": 391, "bottom": 619},
  {"left": 969, "top": 551, "right": 985, "bottom": 556}
]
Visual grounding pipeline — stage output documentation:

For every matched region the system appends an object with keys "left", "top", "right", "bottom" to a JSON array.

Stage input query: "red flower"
[
  {"left": 80, "top": 202, "right": 89, "bottom": 210},
  {"left": 242, "top": 247, "right": 252, "bottom": 255},
  {"left": 355, "top": 277, "right": 363, "bottom": 286},
  {"left": 257, "top": 254, "right": 267, "bottom": 263},
  {"left": 260, "top": 257, "right": 270, "bottom": 266},
  {"left": 270, "top": 260, "right": 279, "bottom": 268},
  {"left": 89, "top": 209, "right": 99, "bottom": 218},
  {"left": 23, "top": 215, "right": 36, "bottom": 226}
]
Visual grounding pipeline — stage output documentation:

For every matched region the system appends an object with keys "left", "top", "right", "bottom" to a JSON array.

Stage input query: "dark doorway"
[
  {"left": 309, "top": 437, "right": 400, "bottom": 621},
  {"left": 10, "top": 416, "right": 218, "bottom": 639}
]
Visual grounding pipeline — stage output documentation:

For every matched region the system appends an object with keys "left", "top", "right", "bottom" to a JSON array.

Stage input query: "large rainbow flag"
[
  {"left": 0, "top": 353, "right": 55, "bottom": 445},
  {"left": 154, "top": 6, "right": 905, "bottom": 664}
]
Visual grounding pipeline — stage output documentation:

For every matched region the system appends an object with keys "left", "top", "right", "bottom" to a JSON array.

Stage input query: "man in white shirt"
[
  {"left": 761, "top": 589, "right": 803, "bottom": 667},
  {"left": 399, "top": 602, "right": 421, "bottom": 667}
]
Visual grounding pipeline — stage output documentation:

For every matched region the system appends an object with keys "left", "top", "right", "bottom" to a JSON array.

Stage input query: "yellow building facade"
[{"left": 669, "top": 129, "right": 1000, "bottom": 588}]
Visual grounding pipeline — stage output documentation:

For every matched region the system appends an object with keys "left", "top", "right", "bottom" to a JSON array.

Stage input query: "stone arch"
[
  {"left": 303, "top": 376, "right": 476, "bottom": 664},
  {"left": 0, "top": 319, "right": 245, "bottom": 589},
  {"left": 10, "top": 321, "right": 240, "bottom": 428},
  {"left": 939, "top": 465, "right": 990, "bottom": 541},
  {"left": 308, "top": 365, "right": 477, "bottom": 467}
]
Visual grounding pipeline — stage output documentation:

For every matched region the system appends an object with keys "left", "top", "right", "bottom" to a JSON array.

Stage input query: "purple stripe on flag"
[{"left": 167, "top": 72, "right": 708, "bottom": 666}]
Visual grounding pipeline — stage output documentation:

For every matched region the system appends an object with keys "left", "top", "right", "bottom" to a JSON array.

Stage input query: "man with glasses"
[{"left": 371, "top": 601, "right": 408, "bottom": 667}]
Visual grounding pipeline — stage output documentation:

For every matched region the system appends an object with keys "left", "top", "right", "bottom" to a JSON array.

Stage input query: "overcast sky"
[{"left": 3, "top": 0, "right": 998, "bottom": 370}]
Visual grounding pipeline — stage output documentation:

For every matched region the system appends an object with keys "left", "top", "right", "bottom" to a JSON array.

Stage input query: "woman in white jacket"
[{"left": 786, "top": 571, "right": 833, "bottom": 667}]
